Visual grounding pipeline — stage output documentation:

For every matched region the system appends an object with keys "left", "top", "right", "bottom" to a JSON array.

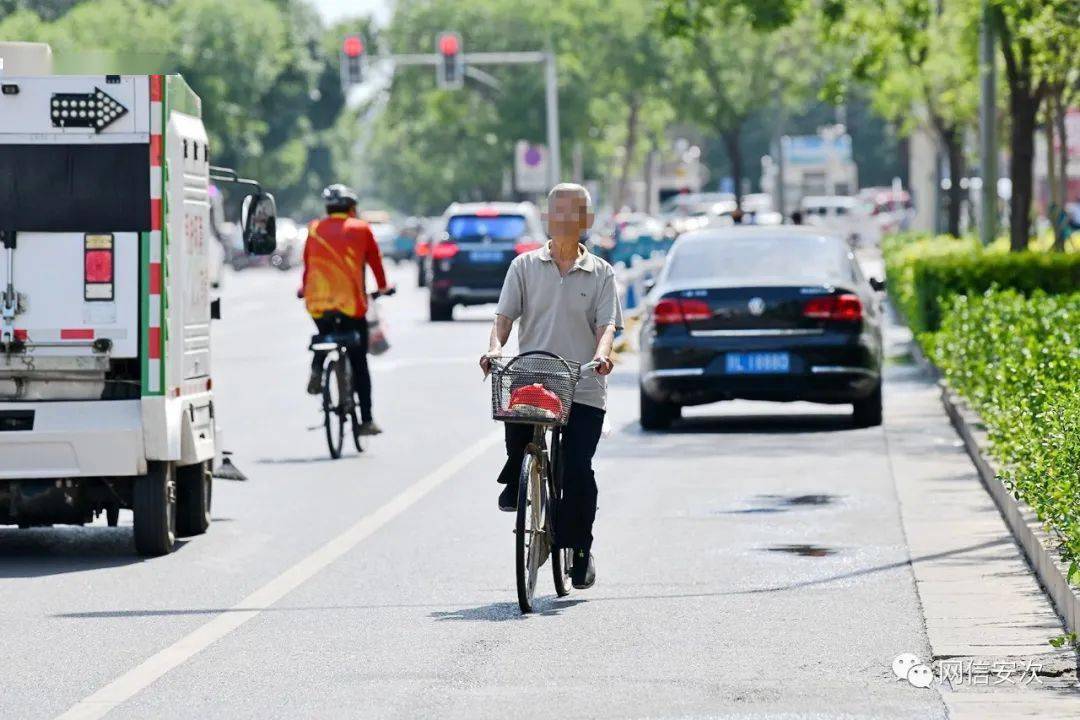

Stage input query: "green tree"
[
  {"left": 991, "top": 0, "right": 1079, "bottom": 250},
  {"left": 824, "top": 0, "right": 978, "bottom": 237},
  {"left": 664, "top": 5, "right": 821, "bottom": 204},
  {"left": 565, "top": 0, "right": 673, "bottom": 209},
  {"left": 361, "top": 0, "right": 602, "bottom": 214}
]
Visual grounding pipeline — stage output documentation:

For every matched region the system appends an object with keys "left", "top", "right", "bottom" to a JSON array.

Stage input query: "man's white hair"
[{"left": 547, "top": 182, "right": 592, "bottom": 211}]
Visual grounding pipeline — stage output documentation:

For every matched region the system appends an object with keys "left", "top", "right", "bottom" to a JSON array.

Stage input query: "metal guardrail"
[{"left": 614, "top": 252, "right": 666, "bottom": 317}]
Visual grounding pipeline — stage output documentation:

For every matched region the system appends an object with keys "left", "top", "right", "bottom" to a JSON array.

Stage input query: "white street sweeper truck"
[{"left": 0, "top": 43, "right": 277, "bottom": 554}]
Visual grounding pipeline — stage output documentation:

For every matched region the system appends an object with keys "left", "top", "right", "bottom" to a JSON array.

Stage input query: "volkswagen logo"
[{"left": 747, "top": 297, "right": 766, "bottom": 316}]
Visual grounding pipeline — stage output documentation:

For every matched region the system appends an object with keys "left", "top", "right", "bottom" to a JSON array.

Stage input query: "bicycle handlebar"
[{"left": 488, "top": 356, "right": 601, "bottom": 372}]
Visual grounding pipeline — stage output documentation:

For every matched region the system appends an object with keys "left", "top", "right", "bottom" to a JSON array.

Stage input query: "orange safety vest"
[{"left": 302, "top": 213, "right": 387, "bottom": 319}]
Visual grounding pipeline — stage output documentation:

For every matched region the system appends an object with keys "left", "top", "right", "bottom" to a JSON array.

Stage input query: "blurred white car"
[{"left": 800, "top": 196, "right": 866, "bottom": 245}]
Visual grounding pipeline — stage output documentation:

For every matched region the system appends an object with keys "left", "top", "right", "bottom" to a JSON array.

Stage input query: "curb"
[{"left": 939, "top": 385, "right": 1080, "bottom": 638}]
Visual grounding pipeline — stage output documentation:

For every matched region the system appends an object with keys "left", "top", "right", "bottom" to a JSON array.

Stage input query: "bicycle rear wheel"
[
  {"left": 515, "top": 448, "right": 549, "bottom": 613},
  {"left": 322, "top": 359, "right": 345, "bottom": 459}
]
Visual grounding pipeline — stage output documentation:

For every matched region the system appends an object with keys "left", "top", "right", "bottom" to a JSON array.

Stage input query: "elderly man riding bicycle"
[{"left": 481, "top": 183, "right": 623, "bottom": 591}]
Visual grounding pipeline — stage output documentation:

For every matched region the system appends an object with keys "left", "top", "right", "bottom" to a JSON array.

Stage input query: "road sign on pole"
[{"left": 515, "top": 141, "right": 549, "bottom": 193}]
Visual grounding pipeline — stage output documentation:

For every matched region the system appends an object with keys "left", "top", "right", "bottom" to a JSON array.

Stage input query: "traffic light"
[
  {"left": 340, "top": 35, "right": 365, "bottom": 90},
  {"left": 436, "top": 32, "right": 463, "bottom": 89}
]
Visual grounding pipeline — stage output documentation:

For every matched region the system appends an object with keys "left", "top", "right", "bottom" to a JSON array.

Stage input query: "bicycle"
[
  {"left": 489, "top": 351, "right": 598, "bottom": 613},
  {"left": 309, "top": 289, "right": 394, "bottom": 459}
]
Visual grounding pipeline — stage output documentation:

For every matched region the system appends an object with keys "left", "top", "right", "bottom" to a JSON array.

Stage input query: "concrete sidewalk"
[{"left": 883, "top": 323, "right": 1080, "bottom": 717}]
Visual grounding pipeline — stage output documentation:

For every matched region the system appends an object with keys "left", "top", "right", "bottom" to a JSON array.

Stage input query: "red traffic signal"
[
  {"left": 436, "top": 32, "right": 463, "bottom": 89},
  {"left": 343, "top": 35, "right": 364, "bottom": 58},
  {"left": 438, "top": 33, "right": 460, "bottom": 56}
]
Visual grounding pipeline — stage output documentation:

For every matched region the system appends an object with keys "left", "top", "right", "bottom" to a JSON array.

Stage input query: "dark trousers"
[
  {"left": 498, "top": 403, "right": 605, "bottom": 552},
  {"left": 311, "top": 313, "right": 373, "bottom": 423}
]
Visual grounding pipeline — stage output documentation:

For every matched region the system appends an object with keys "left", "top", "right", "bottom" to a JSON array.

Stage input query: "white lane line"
[{"left": 56, "top": 430, "right": 503, "bottom": 720}]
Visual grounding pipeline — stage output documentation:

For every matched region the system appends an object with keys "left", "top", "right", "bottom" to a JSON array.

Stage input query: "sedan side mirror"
[
  {"left": 242, "top": 192, "right": 277, "bottom": 255},
  {"left": 869, "top": 277, "right": 887, "bottom": 292}
]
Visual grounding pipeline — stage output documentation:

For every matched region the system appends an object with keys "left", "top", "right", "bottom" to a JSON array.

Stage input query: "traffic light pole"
[{"left": 384, "top": 50, "right": 562, "bottom": 188}]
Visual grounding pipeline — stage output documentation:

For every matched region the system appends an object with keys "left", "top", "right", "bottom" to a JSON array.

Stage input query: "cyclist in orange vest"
[{"left": 301, "top": 184, "right": 391, "bottom": 436}]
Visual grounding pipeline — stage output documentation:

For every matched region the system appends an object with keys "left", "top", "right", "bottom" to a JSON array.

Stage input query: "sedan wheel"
[{"left": 640, "top": 385, "right": 679, "bottom": 430}]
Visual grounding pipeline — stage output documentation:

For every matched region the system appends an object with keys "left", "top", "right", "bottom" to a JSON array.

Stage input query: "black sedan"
[{"left": 638, "top": 227, "right": 884, "bottom": 429}]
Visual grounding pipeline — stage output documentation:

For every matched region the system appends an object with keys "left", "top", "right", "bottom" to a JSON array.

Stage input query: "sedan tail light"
[
  {"left": 415, "top": 241, "right": 430, "bottom": 257},
  {"left": 654, "top": 297, "right": 711, "bottom": 325},
  {"left": 431, "top": 242, "right": 459, "bottom": 259},
  {"left": 803, "top": 293, "right": 862, "bottom": 321},
  {"left": 514, "top": 240, "right": 542, "bottom": 254}
]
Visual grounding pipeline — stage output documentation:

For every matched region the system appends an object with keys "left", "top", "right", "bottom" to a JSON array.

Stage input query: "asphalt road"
[{"left": 0, "top": 259, "right": 1057, "bottom": 719}]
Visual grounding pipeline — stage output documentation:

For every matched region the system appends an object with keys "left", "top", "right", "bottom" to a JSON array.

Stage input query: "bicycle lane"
[{"left": 97, "top": 359, "right": 944, "bottom": 719}]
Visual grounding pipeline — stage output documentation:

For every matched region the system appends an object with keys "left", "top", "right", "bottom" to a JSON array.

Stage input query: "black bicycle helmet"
[{"left": 322, "top": 183, "right": 359, "bottom": 212}]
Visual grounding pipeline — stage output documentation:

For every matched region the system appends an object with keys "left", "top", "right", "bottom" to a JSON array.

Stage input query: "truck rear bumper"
[{"left": 0, "top": 400, "right": 145, "bottom": 479}]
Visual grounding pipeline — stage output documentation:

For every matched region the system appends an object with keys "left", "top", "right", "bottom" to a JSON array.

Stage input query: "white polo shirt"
[{"left": 495, "top": 242, "right": 624, "bottom": 410}]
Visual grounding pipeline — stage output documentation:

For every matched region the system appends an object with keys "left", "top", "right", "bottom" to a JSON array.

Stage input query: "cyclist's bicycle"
[
  {"left": 489, "top": 351, "right": 598, "bottom": 613},
  {"left": 309, "top": 290, "right": 394, "bottom": 459}
]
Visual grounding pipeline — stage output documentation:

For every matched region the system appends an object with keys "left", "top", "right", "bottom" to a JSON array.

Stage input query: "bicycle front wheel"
[
  {"left": 515, "top": 448, "right": 549, "bottom": 613},
  {"left": 322, "top": 359, "right": 345, "bottom": 459}
]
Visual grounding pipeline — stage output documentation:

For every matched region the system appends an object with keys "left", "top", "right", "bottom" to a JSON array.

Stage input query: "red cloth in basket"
[{"left": 507, "top": 383, "right": 563, "bottom": 420}]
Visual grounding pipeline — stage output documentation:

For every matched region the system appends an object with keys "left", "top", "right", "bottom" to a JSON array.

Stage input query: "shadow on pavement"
[
  {"left": 617, "top": 411, "right": 859, "bottom": 438},
  {"left": 256, "top": 455, "right": 353, "bottom": 465},
  {"left": 0, "top": 527, "right": 186, "bottom": 577},
  {"left": 431, "top": 597, "right": 587, "bottom": 621},
  {"left": 54, "top": 597, "right": 588, "bottom": 620}
]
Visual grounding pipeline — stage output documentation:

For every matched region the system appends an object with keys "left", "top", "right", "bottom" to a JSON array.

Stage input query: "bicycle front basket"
[{"left": 490, "top": 355, "right": 582, "bottom": 426}]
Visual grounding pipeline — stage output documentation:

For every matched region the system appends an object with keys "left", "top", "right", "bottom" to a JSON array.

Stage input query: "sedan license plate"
[
  {"left": 469, "top": 250, "right": 504, "bottom": 263},
  {"left": 725, "top": 352, "right": 790, "bottom": 374}
]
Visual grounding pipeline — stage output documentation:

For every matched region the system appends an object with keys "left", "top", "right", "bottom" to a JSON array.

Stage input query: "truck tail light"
[
  {"left": 84, "top": 234, "right": 114, "bottom": 301},
  {"left": 803, "top": 293, "right": 862, "bottom": 321}
]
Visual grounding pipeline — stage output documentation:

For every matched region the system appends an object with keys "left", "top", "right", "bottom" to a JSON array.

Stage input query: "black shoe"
[
  {"left": 498, "top": 484, "right": 518, "bottom": 512},
  {"left": 306, "top": 369, "right": 322, "bottom": 395},
  {"left": 356, "top": 421, "right": 382, "bottom": 436},
  {"left": 571, "top": 550, "right": 595, "bottom": 589}
]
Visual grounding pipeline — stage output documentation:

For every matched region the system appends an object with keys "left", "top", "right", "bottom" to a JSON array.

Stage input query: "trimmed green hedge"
[
  {"left": 883, "top": 234, "right": 1080, "bottom": 333},
  {"left": 928, "top": 290, "right": 1080, "bottom": 575}
]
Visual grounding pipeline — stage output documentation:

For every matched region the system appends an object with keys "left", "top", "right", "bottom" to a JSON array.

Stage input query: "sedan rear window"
[
  {"left": 447, "top": 215, "right": 527, "bottom": 241},
  {"left": 666, "top": 236, "right": 846, "bottom": 284}
]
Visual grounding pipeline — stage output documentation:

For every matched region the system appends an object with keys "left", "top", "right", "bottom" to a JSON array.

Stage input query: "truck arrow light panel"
[{"left": 50, "top": 87, "right": 129, "bottom": 133}]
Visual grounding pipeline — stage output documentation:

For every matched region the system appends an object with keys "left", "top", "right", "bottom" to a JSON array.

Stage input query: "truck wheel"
[
  {"left": 176, "top": 461, "right": 212, "bottom": 536},
  {"left": 429, "top": 300, "right": 453, "bottom": 322},
  {"left": 640, "top": 386, "right": 679, "bottom": 430},
  {"left": 106, "top": 506, "right": 119, "bottom": 527},
  {"left": 133, "top": 461, "right": 177, "bottom": 556}
]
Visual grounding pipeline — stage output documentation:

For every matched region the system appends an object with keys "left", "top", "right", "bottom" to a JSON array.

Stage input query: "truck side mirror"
[{"left": 242, "top": 192, "right": 277, "bottom": 255}]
